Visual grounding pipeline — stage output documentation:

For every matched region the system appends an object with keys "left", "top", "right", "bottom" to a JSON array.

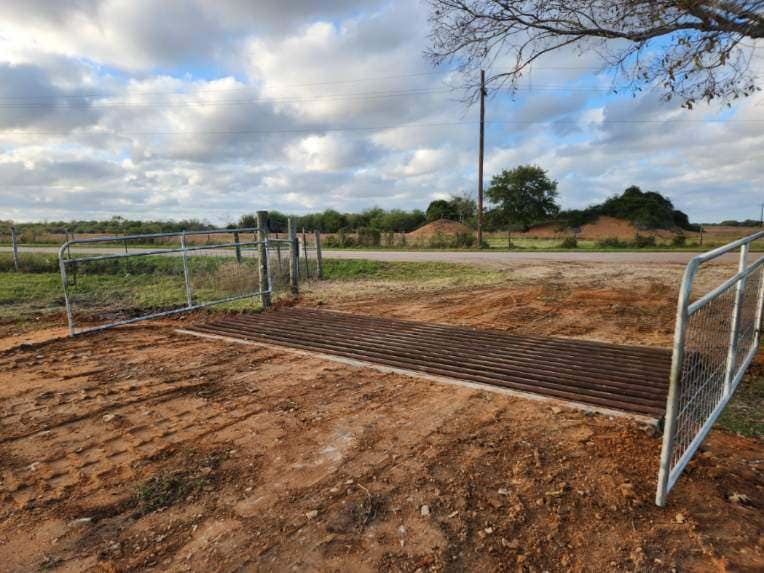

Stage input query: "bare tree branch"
[{"left": 426, "top": 0, "right": 763, "bottom": 107}]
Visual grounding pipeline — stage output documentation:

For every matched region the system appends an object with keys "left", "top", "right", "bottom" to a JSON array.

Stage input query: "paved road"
[{"left": 3, "top": 245, "right": 743, "bottom": 265}]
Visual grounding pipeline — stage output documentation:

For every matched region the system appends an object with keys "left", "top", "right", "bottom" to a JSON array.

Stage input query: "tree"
[
  {"left": 486, "top": 165, "right": 560, "bottom": 229},
  {"left": 426, "top": 1, "right": 763, "bottom": 108},
  {"left": 599, "top": 185, "right": 691, "bottom": 229},
  {"left": 448, "top": 193, "right": 477, "bottom": 223},
  {"left": 426, "top": 199, "right": 459, "bottom": 221}
]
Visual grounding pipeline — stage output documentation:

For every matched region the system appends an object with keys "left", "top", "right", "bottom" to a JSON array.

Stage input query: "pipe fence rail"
[
  {"left": 656, "top": 230, "right": 764, "bottom": 506},
  {"left": 58, "top": 212, "right": 324, "bottom": 336}
]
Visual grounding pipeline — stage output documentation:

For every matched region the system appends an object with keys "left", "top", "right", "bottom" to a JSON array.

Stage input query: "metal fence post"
[
  {"left": 656, "top": 261, "right": 697, "bottom": 507},
  {"left": 257, "top": 211, "right": 272, "bottom": 309},
  {"left": 314, "top": 229, "right": 324, "bottom": 279},
  {"left": 288, "top": 218, "right": 299, "bottom": 295},
  {"left": 302, "top": 227, "right": 310, "bottom": 278},
  {"left": 11, "top": 226, "right": 19, "bottom": 271},
  {"left": 180, "top": 232, "right": 194, "bottom": 308},
  {"left": 724, "top": 244, "right": 748, "bottom": 396},
  {"left": 58, "top": 246, "right": 75, "bottom": 336}
]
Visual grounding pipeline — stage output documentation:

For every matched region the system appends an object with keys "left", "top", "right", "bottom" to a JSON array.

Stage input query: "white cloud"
[{"left": 0, "top": 2, "right": 762, "bottom": 224}]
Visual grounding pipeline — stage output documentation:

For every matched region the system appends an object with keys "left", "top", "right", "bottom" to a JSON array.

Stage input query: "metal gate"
[
  {"left": 656, "top": 231, "right": 764, "bottom": 505},
  {"left": 58, "top": 211, "right": 322, "bottom": 335}
]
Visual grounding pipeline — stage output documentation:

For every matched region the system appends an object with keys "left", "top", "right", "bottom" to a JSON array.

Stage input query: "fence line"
[
  {"left": 58, "top": 213, "right": 324, "bottom": 336},
  {"left": 656, "top": 231, "right": 764, "bottom": 506}
]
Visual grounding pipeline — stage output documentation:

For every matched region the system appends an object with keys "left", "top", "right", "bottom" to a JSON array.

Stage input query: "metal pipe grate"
[{"left": 189, "top": 308, "right": 671, "bottom": 417}]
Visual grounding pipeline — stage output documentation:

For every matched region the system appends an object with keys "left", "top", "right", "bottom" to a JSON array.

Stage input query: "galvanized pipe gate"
[
  {"left": 58, "top": 211, "right": 319, "bottom": 336},
  {"left": 656, "top": 231, "right": 764, "bottom": 505}
]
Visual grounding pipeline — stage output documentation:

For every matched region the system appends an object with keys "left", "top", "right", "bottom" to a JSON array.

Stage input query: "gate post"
[
  {"left": 11, "top": 226, "right": 19, "bottom": 271},
  {"left": 180, "top": 232, "right": 194, "bottom": 308},
  {"left": 288, "top": 217, "right": 299, "bottom": 295},
  {"left": 58, "top": 244, "right": 75, "bottom": 336},
  {"left": 314, "top": 229, "right": 323, "bottom": 279},
  {"left": 302, "top": 227, "right": 309, "bottom": 278},
  {"left": 257, "top": 211, "right": 272, "bottom": 309},
  {"left": 233, "top": 231, "right": 242, "bottom": 264}
]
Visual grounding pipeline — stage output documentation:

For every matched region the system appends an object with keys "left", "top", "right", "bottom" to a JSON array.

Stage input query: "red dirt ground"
[{"left": 0, "top": 264, "right": 762, "bottom": 572}]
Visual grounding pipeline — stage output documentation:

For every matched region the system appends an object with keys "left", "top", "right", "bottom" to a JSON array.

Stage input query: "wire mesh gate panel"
[
  {"left": 187, "top": 308, "right": 672, "bottom": 417},
  {"left": 656, "top": 231, "right": 764, "bottom": 506},
  {"left": 59, "top": 227, "right": 274, "bottom": 335}
]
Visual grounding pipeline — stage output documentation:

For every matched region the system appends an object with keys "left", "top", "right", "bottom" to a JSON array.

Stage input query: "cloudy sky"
[{"left": 0, "top": 1, "right": 762, "bottom": 224}]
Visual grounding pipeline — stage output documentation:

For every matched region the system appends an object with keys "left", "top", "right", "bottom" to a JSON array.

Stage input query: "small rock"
[
  {"left": 68, "top": 517, "right": 93, "bottom": 527},
  {"left": 447, "top": 511, "right": 459, "bottom": 518},
  {"left": 551, "top": 406, "right": 563, "bottom": 414},
  {"left": 727, "top": 492, "right": 751, "bottom": 505},
  {"left": 305, "top": 510, "right": 319, "bottom": 519},
  {"left": 497, "top": 488, "right": 510, "bottom": 496},
  {"left": 674, "top": 513, "right": 685, "bottom": 524},
  {"left": 420, "top": 505, "right": 430, "bottom": 517},
  {"left": 618, "top": 482, "right": 636, "bottom": 499},
  {"left": 484, "top": 527, "right": 493, "bottom": 534},
  {"left": 102, "top": 414, "right": 117, "bottom": 423}
]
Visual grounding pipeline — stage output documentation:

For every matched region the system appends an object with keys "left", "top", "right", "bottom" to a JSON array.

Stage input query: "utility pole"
[
  {"left": 760, "top": 202, "right": 763, "bottom": 227},
  {"left": 477, "top": 69, "right": 486, "bottom": 247}
]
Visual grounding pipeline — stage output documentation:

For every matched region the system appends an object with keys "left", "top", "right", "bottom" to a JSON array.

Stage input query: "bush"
[
  {"left": 596, "top": 237, "right": 628, "bottom": 248},
  {"left": 323, "top": 235, "right": 340, "bottom": 248},
  {"left": 634, "top": 234, "right": 657, "bottom": 248},
  {"left": 454, "top": 232, "right": 476, "bottom": 248},
  {"left": 560, "top": 236, "right": 578, "bottom": 249},
  {"left": 356, "top": 227, "right": 381, "bottom": 247},
  {"left": 671, "top": 234, "right": 687, "bottom": 247}
]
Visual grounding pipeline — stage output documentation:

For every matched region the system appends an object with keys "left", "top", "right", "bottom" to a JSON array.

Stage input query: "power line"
[
  {"left": 4, "top": 117, "right": 762, "bottom": 137},
  {"left": 0, "top": 65, "right": 648, "bottom": 103},
  {"left": 0, "top": 84, "right": 635, "bottom": 110}
]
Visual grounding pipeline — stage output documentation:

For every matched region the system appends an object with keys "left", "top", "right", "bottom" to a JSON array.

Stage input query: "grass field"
[
  {"left": 0, "top": 256, "right": 759, "bottom": 441},
  {"left": 0, "top": 257, "right": 504, "bottom": 323}
]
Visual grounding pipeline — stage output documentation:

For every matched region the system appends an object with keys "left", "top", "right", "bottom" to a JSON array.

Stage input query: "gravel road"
[{"left": 1, "top": 245, "right": 742, "bottom": 265}]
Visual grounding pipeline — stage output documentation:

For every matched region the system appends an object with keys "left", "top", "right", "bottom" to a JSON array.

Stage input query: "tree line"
[{"left": 4, "top": 163, "right": 753, "bottom": 239}]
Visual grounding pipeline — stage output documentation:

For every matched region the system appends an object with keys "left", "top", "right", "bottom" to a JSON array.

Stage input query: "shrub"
[
  {"left": 454, "top": 232, "right": 476, "bottom": 248},
  {"left": 634, "top": 234, "right": 657, "bottom": 248},
  {"left": 596, "top": 237, "right": 628, "bottom": 248},
  {"left": 323, "top": 235, "right": 340, "bottom": 248},
  {"left": 560, "top": 236, "right": 578, "bottom": 249},
  {"left": 426, "top": 232, "right": 450, "bottom": 249},
  {"left": 356, "top": 227, "right": 381, "bottom": 247},
  {"left": 671, "top": 234, "right": 687, "bottom": 247}
]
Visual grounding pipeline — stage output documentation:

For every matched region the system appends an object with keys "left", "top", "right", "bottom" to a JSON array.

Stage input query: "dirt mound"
[
  {"left": 408, "top": 219, "right": 473, "bottom": 238},
  {"left": 514, "top": 216, "right": 679, "bottom": 240}
]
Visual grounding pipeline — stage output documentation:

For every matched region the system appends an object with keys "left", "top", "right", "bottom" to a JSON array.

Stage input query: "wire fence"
[
  {"left": 57, "top": 215, "right": 325, "bottom": 335},
  {"left": 656, "top": 231, "right": 764, "bottom": 506}
]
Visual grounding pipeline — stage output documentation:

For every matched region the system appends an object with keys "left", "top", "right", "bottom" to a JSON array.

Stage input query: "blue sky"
[{"left": 0, "top": 1, "right": 762, "bottom": 224}]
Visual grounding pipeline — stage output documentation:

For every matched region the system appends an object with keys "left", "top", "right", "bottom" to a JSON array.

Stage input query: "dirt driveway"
[{"left": 0, "top": 262, "right": 761, "bottom": 572}]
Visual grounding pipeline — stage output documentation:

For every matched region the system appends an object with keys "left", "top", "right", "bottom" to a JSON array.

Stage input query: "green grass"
[
  {"left": 716, "top": 368, "right": 764, "bottom": 441},
  {"left": 322, "top": 259, "right": 503, "bottom": 283},
  {"left": 135, "top": 471, "right": 207, "bottom": 515}
]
